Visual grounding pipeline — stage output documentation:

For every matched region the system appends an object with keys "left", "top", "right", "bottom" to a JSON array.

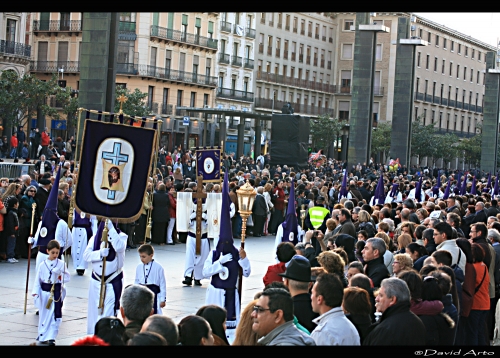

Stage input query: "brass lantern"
[{"left": 236, "top": 180, "right": 256, "bottom": 217}]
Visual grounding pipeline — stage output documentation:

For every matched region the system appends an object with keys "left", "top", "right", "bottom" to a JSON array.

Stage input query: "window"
[
  {"left": 339, "top": 101, "right": 350, "bottom": 120},
  {"left": 415, "top": 107, "right": 418, "bottom": 122},
  {"left": 6, "top": 19, "right": 16, "bottom": 42},
  {"left": 478, "top": 51, "right": 481, "bottom": 61},
  {"left": 451, "top": 41, "right": 454, "bottom": 51},
  {"left": 190, "top": 91, "right": 196, "bottom": 107},
  {"left": 449, "top": 62, "right": 453, "bottom": 76},
  {"left": 148, "top": 86, "right": 154, "bottom": 108},
  {"left": 435, "top": 34, "right": 439, "bottom": 46},
  {"left": 285, "top": 14, "right": 290, "bottom": 30},
  {"left": 454, "top": 114, "right": 458, "bottom": 130},
  {"left": 208, "top": 21, "right": 214, "bottom": 38},
  {"left": 442, "top": 59, "right": 445, "bottom": 74},
  {"left": 150, "top": 46, "right": 157, "bottom": 67},
  {"left": 416, "top": 78, "right": 420, "bottom": 92},
  {"left": 192, "top": 55, "right": 199, "bottom": 77},
  {"left": 205, "top": 58, "right": 211, "bottom": 77},
  {"left": 427, "top": 32, "right": 431, "bottom": 44},
  {"left": 426, "top": 54, "right": 429, "bottom": 70},
  {"left": 419, "top": 28, "right": 423, "bottom": 38},
  {"left": 470, "top": 68, "right": 473, "bottom": 82},
  {"left": 456, "top": 64, "right": 460, "bottom": 78},
  {"left": 443, "top": 38, "right": 447, "bottom": 49},
  {"left": 458, "top": 43, "right": 461, "bottom": 54},
  {"left": 464, "top": 66, "right": 467, "bottom": 81},
  {"left": 163, "top": 88, "right": 169, "bottom": 108},
  {"left": 424, "top": 80, "right": 428, "bottom": 95},
  {"left": 423, "top": 109, "right": 427, "bottom": 125},
  {"left": 376, "top": 44, "right": 382, "bottom": 61},
  {"left": 465, "top": 46, "right": 468, "bottom": 57},
  {"left": 204, "top": 93, "right": 209, "bottom": 106},
  {"left": 417, "top": 52, "right": 421, "bottom": 67},
  {"left": 301, "top": 19, "right": 305, "bottom": 35},
  {"left": 477, "top": 70, "right": 480, "bottom": 84},
  {"left": 341, "top": 70, "right": 351, "bottom": 91},
  {"left": 344, "top": 20, "right": 353, "bottom": 31},
  {"left": 57, "top": 41, "right": 68, "bottom": 65},
  {"left": 293, "top": 17, "right": 298, "bottom": 32},
  {"left": 434, "top": 57, "right": 438, "bottom": 72},
  {"left": 439, "top": 112, "right": 443, "bottom": 128},
  {"left": 472, "top": 49, "right": 475, "bottom": 59},
  {"left": 342, "top": 44, "right": 353, "bottom": 60}
]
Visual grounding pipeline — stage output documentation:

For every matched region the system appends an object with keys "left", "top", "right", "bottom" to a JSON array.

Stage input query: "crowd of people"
[{"left": 3, "top": 144, "right": 500, "bottom": 345}]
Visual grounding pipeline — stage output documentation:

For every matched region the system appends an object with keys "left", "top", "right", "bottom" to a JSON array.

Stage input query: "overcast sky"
[{"left": 415, "top": 13, "right": 500, "bottom": 48}]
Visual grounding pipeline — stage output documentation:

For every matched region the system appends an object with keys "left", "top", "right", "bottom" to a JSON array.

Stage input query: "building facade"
[{"left": 0, "top": 12, "right": 30, "bottom": 75}]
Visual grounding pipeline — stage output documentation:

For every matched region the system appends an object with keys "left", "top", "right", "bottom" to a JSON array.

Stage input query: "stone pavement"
[{"left": 0, "top": 235, "right": 276, "bottom": 345}]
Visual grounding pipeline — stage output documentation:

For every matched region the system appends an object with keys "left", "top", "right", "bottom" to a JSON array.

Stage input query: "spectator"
[
  {"left": 196, "top": 305, "right": 229, "bottom": 346},
  {"left": 178, "top": 315, "right": 214, "bottom": 346},
  {"left": 94, "top": 317, "right": 126, "bottom": 346},
  {"left": 361, "top": 238, "right": 390, "bottom": 288},
  {"left": 263, "top": 242, "right": 296, "bottom": 286},
  {"left": 141, "top": 315, "right": 179, "bottom": 346},
  {"left": 232, "top": 299, "right": 259, "bottom": 346},
  {"left": 120, "top": 284, "right": 155, "bottom": 343},
  {"left": 343, "top": 286, "right": 373, "bottom": 343}
]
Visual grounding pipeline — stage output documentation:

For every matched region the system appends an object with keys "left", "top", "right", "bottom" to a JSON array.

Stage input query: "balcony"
[
  {"left": 283, "top": 50, "right": 288, "bottom": 59},
  {"left": 313, "top": 58, "right": 318, "bottom": 66},
  {"left": 432, "top": 96, "right": 441, "bottom": 105},
  {"left": 216, "top": 88, "right": 254, "bottom": 102},
  {"left": 150, "top": 25, "right": 218, "bottom": 51},
  {"left": 306, "top": 56, "right": 311, "bottom": 65},
  {"left": 162, "top": 104, "right": 173, "bottom": 115},
  {"left": 299, "top": 54, "right": 304, "bottom": 63},
  {"left": 0, "top": 40, "right": 31, "bottom": 59},
  {"left": 275, "top": 48, "right": 280, "bottom": 58},
  {"left": 256, "top": 71, "right": 335, "bottom": 93},
  {"left": 291, "top": 52, "right": 296, "bottom": 61},
  {"left": 245, "top": 28, "right": 256, "bottom": 39},
  {"left": 218, "top": 53, "right": 230, "bottom": 64},
  {"left": 425, "top": 94, "right": 432, "bottom": 102},
  {"left": 267, "top": 46, "right": 272, "bottom": 56},
  {"left": 415, "top": 92, "right": 424, "bottom": 101},
  {"left": 260, "top": 17, "right": 265, "bottom": 24},
  {"left": 277, "top": 22, "right": 282, "bottom": 29},
  {"left": 320, "top": 59, "right": 324, "bottom": 68},
  {"left": 254, "top": 97, "right": 334, "bottom": 117},
  {"left": 293, "top": 27, "right": 298, "bottom": 33},
  {"left": 338, "top": 86, "right": 351, "bottom": 94},
  {"left": 464, "top": 102, "right": 470, "bottom": 111},
  {"left": 456, "top": 101, "right": 463, "bottom": 109},
  {"left": 243, "top": 58, "right": 254, "bottom": 69},
  {"left": 117, "top": 64, "right": 217, "bottom": 88},
  {"left": 470, "top": 104, "right": 476, "bottom": 112},
  {"left": 300, "top": 29, "right": 305, "bottom": 35},
  {"left": 33, "top": 20, "right": 81, "bottom": 32},
  {"left": 315, "top": 33, "right": 319, "bottom": 39},
  {"left": 374, "top": 86, "right": 384, "bottom": 96},
  {"left": 148, "top": 102, "right": 160, "bottom": 114},
  {"left": 119, "top": 21, "right": 136, "bottom": 32},
  {"left": 231, "top": 55, "right": 242, "bottom": 67},
  {"left": 449, "top": 99, "right": 456, "bottom": 107},
  {"left": 322, "top": 36, "right": 326, "bottom": 41},
  {"left": 477, "top": 106, "right": 483, "bottom": 113},
  {"left": 220, "top": 21, "right": 232, "bottom": 33},
  {"left": 441, "top": 98, "right": 448, "bottom": 106},
  {"left": 258, "top": 43, "right": 263, "bottom": 54},
  {"left": 30, "top": 61, "right": 80, "bottom": 73}
]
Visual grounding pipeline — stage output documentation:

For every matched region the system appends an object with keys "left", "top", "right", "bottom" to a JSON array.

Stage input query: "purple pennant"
[
  {"left": 338, "top": 169, "right": 348, "bottom": 201},
  {"left": 443, "top": 177, "right": 451, "bottom": 200},
  {"left": 470, "top": 177, "right": 477, "bottom": 195},
  {"left": 494, "top": 173, "right": 499, "bottom": 196}
]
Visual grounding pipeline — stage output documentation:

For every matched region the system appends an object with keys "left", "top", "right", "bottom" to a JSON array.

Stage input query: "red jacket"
[
  {"left": 10, "top": 136, "right": 17, "bottom": 148},
  {"left": 273, "top": 187, "right": 286, "bottom": 211},
  {"left": 263, "top": 262, "right": 286, "bottom": 286},
  {"left": 41, "top": 131, "right": 50, "bottom": 146},
  {"left": 168, "top": 192, "right": 176, "bottom": 218}
]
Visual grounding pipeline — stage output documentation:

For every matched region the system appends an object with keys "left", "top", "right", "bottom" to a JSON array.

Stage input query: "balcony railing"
[
  {"left": 293, "top": 27, "right": 298, "bottom": 33},
  {"left": 162, "top": 104, "right": 173, "bottom": 115},
  {"left": 464, "top": 102, "right": 470, "bottom": 111},
  {"left": 425, "top": 94, "right": 432, "bottom": 102},
  {"left": 30, "top": 61, "right": 80, "bottom": 73},
  {"left": 327, "top": 61, "right": 331, "bottom": 70},
  {"left": 374, "top": 86, "right": 384, "bottom": 96},
  {"left": 320, "top": 59, "right": 325, "bottom": 68},
  {"left": 33, "top": 20, "right": 81, "bottom": 32},
  {"left": 148, "top": 102, "right": 159, "bottom": 114},
  {"left": 150, "top": 25, "right": 218, "bottom": 50},
  {"left": 449, "top": 99, "right": 456, "bottom": 107},
  {"left": 477, "top": 106, "right": 483, "bottom": 113},
  {"left": 433, "top": 96, "right": 441, "bottom": 105},
  {"left": 119, "top": 21, "right": 136, "bottom": 32},
  {"left": 245, "top": 28, "right": 256, "bottom": 39},
  {"left": 231, "top": 55, "right": 242, "bottom": 67},
  {"left": 277, "top": 22, "right": 282, "bottom": 29},
  {"left": 275, "top": 48, "right": 280, "bottom": 58},
  {"left": 116, "top": 64, "right": 217, "bottom": 88},
  {"left": 267, "top": 46, "right": 272, "bottom": 56},
  {"left": 442, "top": 98, "right": 448, "bottom": 106},
  {"left": 243, "top": 58, "right": 254, "bottom": 69},
  {"left": 315, "top": 33, "right": 319, "bottom": 39},
  {"left": 308, "top": 31, "right": 312, "bottom": 37},
  {"left": 216, "top": 88, "right": 254, "bottom": 102},
  {"left": 0, "top": 40, "right": 31, "bottom": 58},
  {"left": 313, "top": 58, "right": 318, "bottom": 66},
  {"left": 415, "top": 92, "right": 424, "bottom": 101},
  {"left": 291, "top": 52, "right": 296, "bottom": 61},
  {"left": 218, "top": 53, "right": 230, "bottom": 64},
  {"left": 338, "top": 86, "right": 351, "bottom": 94},
  {"left": 286, "top": 25, "right": 290, "bottom": 31},
  {"left": 256, "top": 71, "right": 335, "bottom": 93},
  {"left": 456, "top": 101, "right": 463, "bottom": 109},
  {"left": 322, "top": 36, "right": 326, "bottom": 41},
  {"left": 254, "top": 97, "right": 334, "bottom": 117},
  {"left": 470, "top": 104, "right": 476, "bottom": 112},
  {"left": 220, "top": 21, "right": 232, "bottom": 33},
  {"left": 306, "top": 56, "right": 311, "bottom": 65},
  {"left": 299, "top": 54, "right": 303, "bottom": 62},
  {"left": 269, "top": 21, "right": 274, "bottom": 27},
  {"left": 258, "top": 43, "right": 263, "bottom": 54},
  {"left": 329, "top": 37, "right": 333, "bottom": 43},
  {"left": 300, "top": 29, "right": 305, "bottom": 35}
]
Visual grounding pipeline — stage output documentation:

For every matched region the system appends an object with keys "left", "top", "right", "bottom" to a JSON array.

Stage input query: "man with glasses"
[
  {"left": 251, "top": 288, "right": 315, "bottom": 346},
  {"left": 433, "top": 222, "right": 466, "bottom": 273}
]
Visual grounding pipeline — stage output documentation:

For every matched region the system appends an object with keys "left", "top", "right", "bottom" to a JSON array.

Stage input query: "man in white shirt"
[
  {"left": 434, "top": 221, "right": 466, "bottom": 273},
  {"left": 310, "top": 272, "right": 360, "bottom": 345}
]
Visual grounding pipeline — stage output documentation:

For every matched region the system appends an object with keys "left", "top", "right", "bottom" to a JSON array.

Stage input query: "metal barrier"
[{"left": 0, "top": 163, "right": 35, "bottom": 179}]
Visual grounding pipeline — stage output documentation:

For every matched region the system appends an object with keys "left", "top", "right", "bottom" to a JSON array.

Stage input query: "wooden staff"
[
  {"left": 24, "top": 203, "right": 36, "bottom": 314},
  {"left": 98, "top": 219, "right": 109, "bottom": 314}
]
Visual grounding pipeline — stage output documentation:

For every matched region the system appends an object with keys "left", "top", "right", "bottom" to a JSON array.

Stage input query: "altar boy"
[{"left": 134, "top": 244, "right": 167, "bottom": 314}]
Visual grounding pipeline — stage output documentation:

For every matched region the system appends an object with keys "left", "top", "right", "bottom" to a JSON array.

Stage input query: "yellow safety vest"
[{"left": 308, "top": 206, "right": 330, "bottom": 229}]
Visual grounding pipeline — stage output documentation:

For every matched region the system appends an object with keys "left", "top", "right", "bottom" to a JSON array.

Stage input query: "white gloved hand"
[
  {"left": 202, "top": 213, "right": 207, "bottom": 220},
  {"left": 100, "top": 248, "right": 109, "bottom": 258},
  {"left": 219, "top": 253, "right": 233, "bottom": 264},
  {"left": 27, "top": 237, "right": 35, "bottom": 244},
  {"left": 107, "top": 220, "right": 115, "bottom": 232}
]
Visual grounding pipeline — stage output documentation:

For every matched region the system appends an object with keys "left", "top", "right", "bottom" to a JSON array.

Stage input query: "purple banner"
[{"left": 196, "top": 148, "right": 221, "bottom": 182}]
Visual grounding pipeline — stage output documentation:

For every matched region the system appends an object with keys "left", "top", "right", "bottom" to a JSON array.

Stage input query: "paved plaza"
[{"left": 0, "top": 235, "right": 276, "bottom": 345}]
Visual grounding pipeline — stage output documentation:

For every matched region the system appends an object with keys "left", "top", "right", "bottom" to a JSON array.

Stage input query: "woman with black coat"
[{"left": 151, "top": 183, "right": 170, "bottom": 245}]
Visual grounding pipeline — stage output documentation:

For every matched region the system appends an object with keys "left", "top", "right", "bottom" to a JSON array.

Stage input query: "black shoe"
[
  {"left": 167, "top": 243, "right": 174, "bottom": 245},
  {"left": 76, "top": 269, "right": 85, "bottom": 276},
  {"left": 194, "top": 280, "right": 202, "bottom": 286},
  {"left": 182, "top": 277, "right": 192, "bottom": 286},
  {"left": 36, "top": 310, "right": 39, "bottom": 315}
]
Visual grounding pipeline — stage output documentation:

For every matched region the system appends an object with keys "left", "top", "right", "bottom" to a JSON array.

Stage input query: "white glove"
[
  {"left": 27, "top": 237, "right": 35, "bottom": 244},
  {"left": 219, "top": 253, "right": 233, "bottom": 264},
  {"left": 100, "top": 248, "right": 109, "bottom": 258},
  {"left": 107, "top": 220, "right": 116, "bottom": 233},
  {"left": 202, "top": 213, "right": 207, "bottom": 220}
]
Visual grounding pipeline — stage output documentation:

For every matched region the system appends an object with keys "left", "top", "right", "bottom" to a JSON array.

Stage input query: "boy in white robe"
[
  {"left": 134, "top": 244, "right": 167, "bottom": 315},
  {"left": 71, "top": 209, "right": 97, "bottom": 275},
  {"left": 202, "top": 172, "right": 251, "bottom": 344},
  {"left": 83, "top": 219, "right": 127, "bottom": 334},
  {"left": 32, "top": 240, "right": 70, "bottom": 345}
]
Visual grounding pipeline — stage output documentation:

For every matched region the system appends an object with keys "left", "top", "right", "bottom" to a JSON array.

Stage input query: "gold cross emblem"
[{"left": 117, "top": 94, "right": 128, "bottom": 114}]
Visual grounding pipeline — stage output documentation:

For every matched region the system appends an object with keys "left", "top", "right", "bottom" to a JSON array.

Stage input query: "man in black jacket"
[
  {"left": 252, "top": 187, "right": 268, "bottom": 237},
  {"left": 361, "top": 238, "right": 389, "bottom": 288},
  {"left": 363, "top": 278, "right": 426, "bottom": 345}
]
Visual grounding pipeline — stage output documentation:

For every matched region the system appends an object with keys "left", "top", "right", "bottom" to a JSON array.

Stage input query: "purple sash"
[
  {"left": 144, "top": 284, "right": 161, "bottom": 314},
  {"left": 40, "top": 282, "right": 62, "bottom": 320},
  {"left": 74, "top": 215, "right": 93, "bottom": 242},
  {"left": 91, "top": 271, "right": 124, "bottom": 312}
]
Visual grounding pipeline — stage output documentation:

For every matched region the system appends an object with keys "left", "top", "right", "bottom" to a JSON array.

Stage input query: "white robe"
[
  {"left": 83, "top": 224, "right": 127, "bottom": 335},
  {"left": 71, "top": 212, "right": 98, "bottom": 272},
  {"left": 134, "top": 260, "right": 167, "bottom": 315},
  {"left": 408, "top": 188, "right": 425, "bottom": 202},
  {"left": 202, "top": 251, "right": 251, "bottom": 345},
  {"left": 184, "top": 203, "right": 210, "bottom": 281},
  {"left": 32, "top": 257, "right": 70, "bottom": 342},
  {"left": 33, "top": 220, "right": 72, "bottom": 275},
  {"left": 385, "top": 191, "right": 402, "bottom": 204},
  {"left": 274, "top": 223, "right": 304, "bottom": 263},
  {"left": 175, "top": 192, "right": 194, "bottom": 232}
]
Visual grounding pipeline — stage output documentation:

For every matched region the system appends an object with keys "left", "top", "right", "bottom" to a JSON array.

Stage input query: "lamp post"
[{"left": 236, "top": 180, "right": 256, "bottom": 304}]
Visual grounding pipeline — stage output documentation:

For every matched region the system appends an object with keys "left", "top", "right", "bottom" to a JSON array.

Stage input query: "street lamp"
[{"left": 236, "top": 180, "right": 256, "bottom": 304}]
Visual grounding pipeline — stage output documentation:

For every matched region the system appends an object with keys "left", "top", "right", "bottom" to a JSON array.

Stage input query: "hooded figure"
[
  {"left": 484, "top": 172, "right": 492, "bottom": 193},
  {"left": 29, "top": 164, "right": 72, "bottom": 274},
  {"left": 274, "top": 179, "right": 303, "bottom": 261},
  {"left": 460, "top": 175, "right": 468, "bottom": 196},
  {"left": 370, "top": 175, "right": 385, "bottom": 205},
  {"left": 443, "top": 177, "right": 452, "bottom": 200},
  {"left": 432, "top": 175, "right": 442, "bottom": 199},
  {"left": 493, "top": 173, "right": 499, "bottom": 197},
  {"left": 202, "top": 172, "right": 251, "bottom": 345},
  {"left": 338, "top": 169, "right": 349, "bottom": 201},
  {"left": 71, "top": 208, "right": 98, "bottom": 276},
  {"left": 470, "top": 176, "right": 477, "bottom": 195},
  {"left": 454, "top": 174, "right": 462, "bottom": 196},
  {"left": 409, "top": 176, "right": 425, "bottom": 202},
  {"left": 385, "top": 182, "right": 402, "bottom": 204}
]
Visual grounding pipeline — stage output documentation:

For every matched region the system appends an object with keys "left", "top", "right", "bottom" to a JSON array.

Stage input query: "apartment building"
[
  {"left": 254, "top": 12, "right": 336, "bottom": 123},
  {"left": 215, "top": 12, "right": 256, "bottom": 155},
  {"left": 334, "top": 12, "right": 495, "bottom": 164},
  {"left": 0, "top": 12, "right": 30, "bottom": 75},
  {"left": 29, "top": 12, "right": 219, "bottom": 151}
]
